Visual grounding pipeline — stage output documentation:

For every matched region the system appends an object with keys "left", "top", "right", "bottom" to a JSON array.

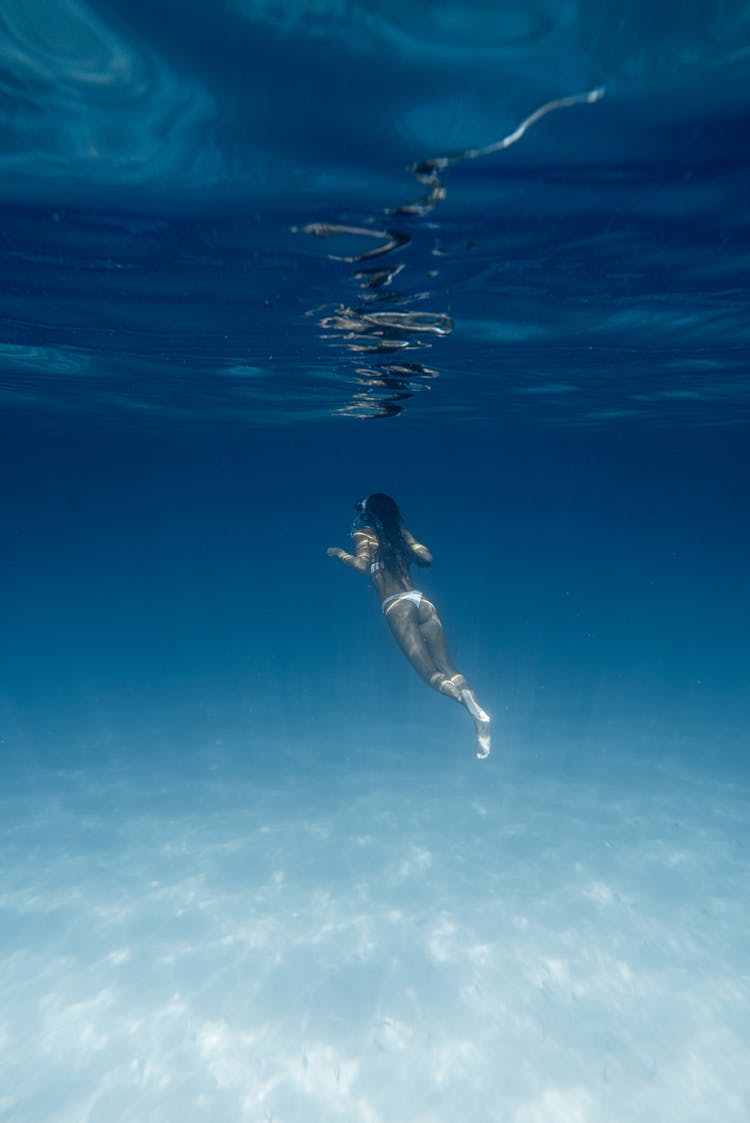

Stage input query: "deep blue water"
[{"left": 1, "top": 3, "right": 749, "bottom": 1121}]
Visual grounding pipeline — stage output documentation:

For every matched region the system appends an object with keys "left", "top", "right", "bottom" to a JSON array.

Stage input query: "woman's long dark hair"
[{"left": 362, "top": 493, "right": 415, "bottom": 579}]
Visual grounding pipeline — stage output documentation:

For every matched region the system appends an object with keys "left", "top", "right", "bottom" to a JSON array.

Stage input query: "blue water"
[{"left": 2, "top": 3, "right": 750, "bottom": 1120}]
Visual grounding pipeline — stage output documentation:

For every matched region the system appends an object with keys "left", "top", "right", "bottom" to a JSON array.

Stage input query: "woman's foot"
[{"left": 460, "top": 689, "right": 491, "bottom": 759}]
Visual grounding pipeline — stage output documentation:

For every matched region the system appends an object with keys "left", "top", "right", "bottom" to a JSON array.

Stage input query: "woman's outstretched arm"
[
  {"left": 326, "top": 528, "right": 375, "bottom": 572},
  {"left": 401, "top": 527, "right": 432, "bottom": 567}
]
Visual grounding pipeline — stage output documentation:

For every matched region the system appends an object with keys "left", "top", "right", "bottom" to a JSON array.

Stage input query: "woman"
[{"left": 327, "top": 493, "right": 491, "bottom": 759}]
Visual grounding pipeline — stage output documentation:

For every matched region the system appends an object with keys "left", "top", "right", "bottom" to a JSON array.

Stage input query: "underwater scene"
[{"left": 1, "top": 1, "right": 749, "bottom": 1120}]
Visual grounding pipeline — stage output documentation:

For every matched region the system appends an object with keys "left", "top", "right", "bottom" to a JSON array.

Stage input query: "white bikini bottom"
[{"left": 382, "top": 589, "right": 425, "bottom": 615}]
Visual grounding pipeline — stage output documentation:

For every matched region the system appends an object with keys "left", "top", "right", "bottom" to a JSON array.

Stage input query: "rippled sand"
[{"left": 2, "top": 743, "right": 747, "bottom": 1122}]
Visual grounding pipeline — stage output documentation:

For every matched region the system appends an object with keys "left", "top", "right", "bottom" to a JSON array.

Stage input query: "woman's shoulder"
[{"left": 353, "top": 527, "right": 378, "bottom": 547}]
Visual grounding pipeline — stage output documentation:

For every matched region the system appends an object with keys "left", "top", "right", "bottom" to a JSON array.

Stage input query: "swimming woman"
[{"left": 327, "top": 493, "right": 491, "bottom": 759}]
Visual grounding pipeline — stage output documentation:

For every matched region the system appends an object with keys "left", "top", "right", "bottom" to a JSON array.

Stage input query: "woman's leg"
[
  {"left": 387, "top": 597, "right": 492, "bottom": 758},
  {"left": 417, "top": 598, "right": 458, "bottom": 678},
  {"left": 420, "top": 599, "right": 491, "bottom": 759},
  {"left": 384, "top": 599, "right": 443, "bottom": 686},
  {"left": 385, "top": 598, "right": 461, "bottom": 699}
]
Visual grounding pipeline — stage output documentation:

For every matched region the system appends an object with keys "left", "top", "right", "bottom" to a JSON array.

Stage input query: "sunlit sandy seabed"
[{"left": 1, "top": 739, "right": 748, "bottom": 1123}]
